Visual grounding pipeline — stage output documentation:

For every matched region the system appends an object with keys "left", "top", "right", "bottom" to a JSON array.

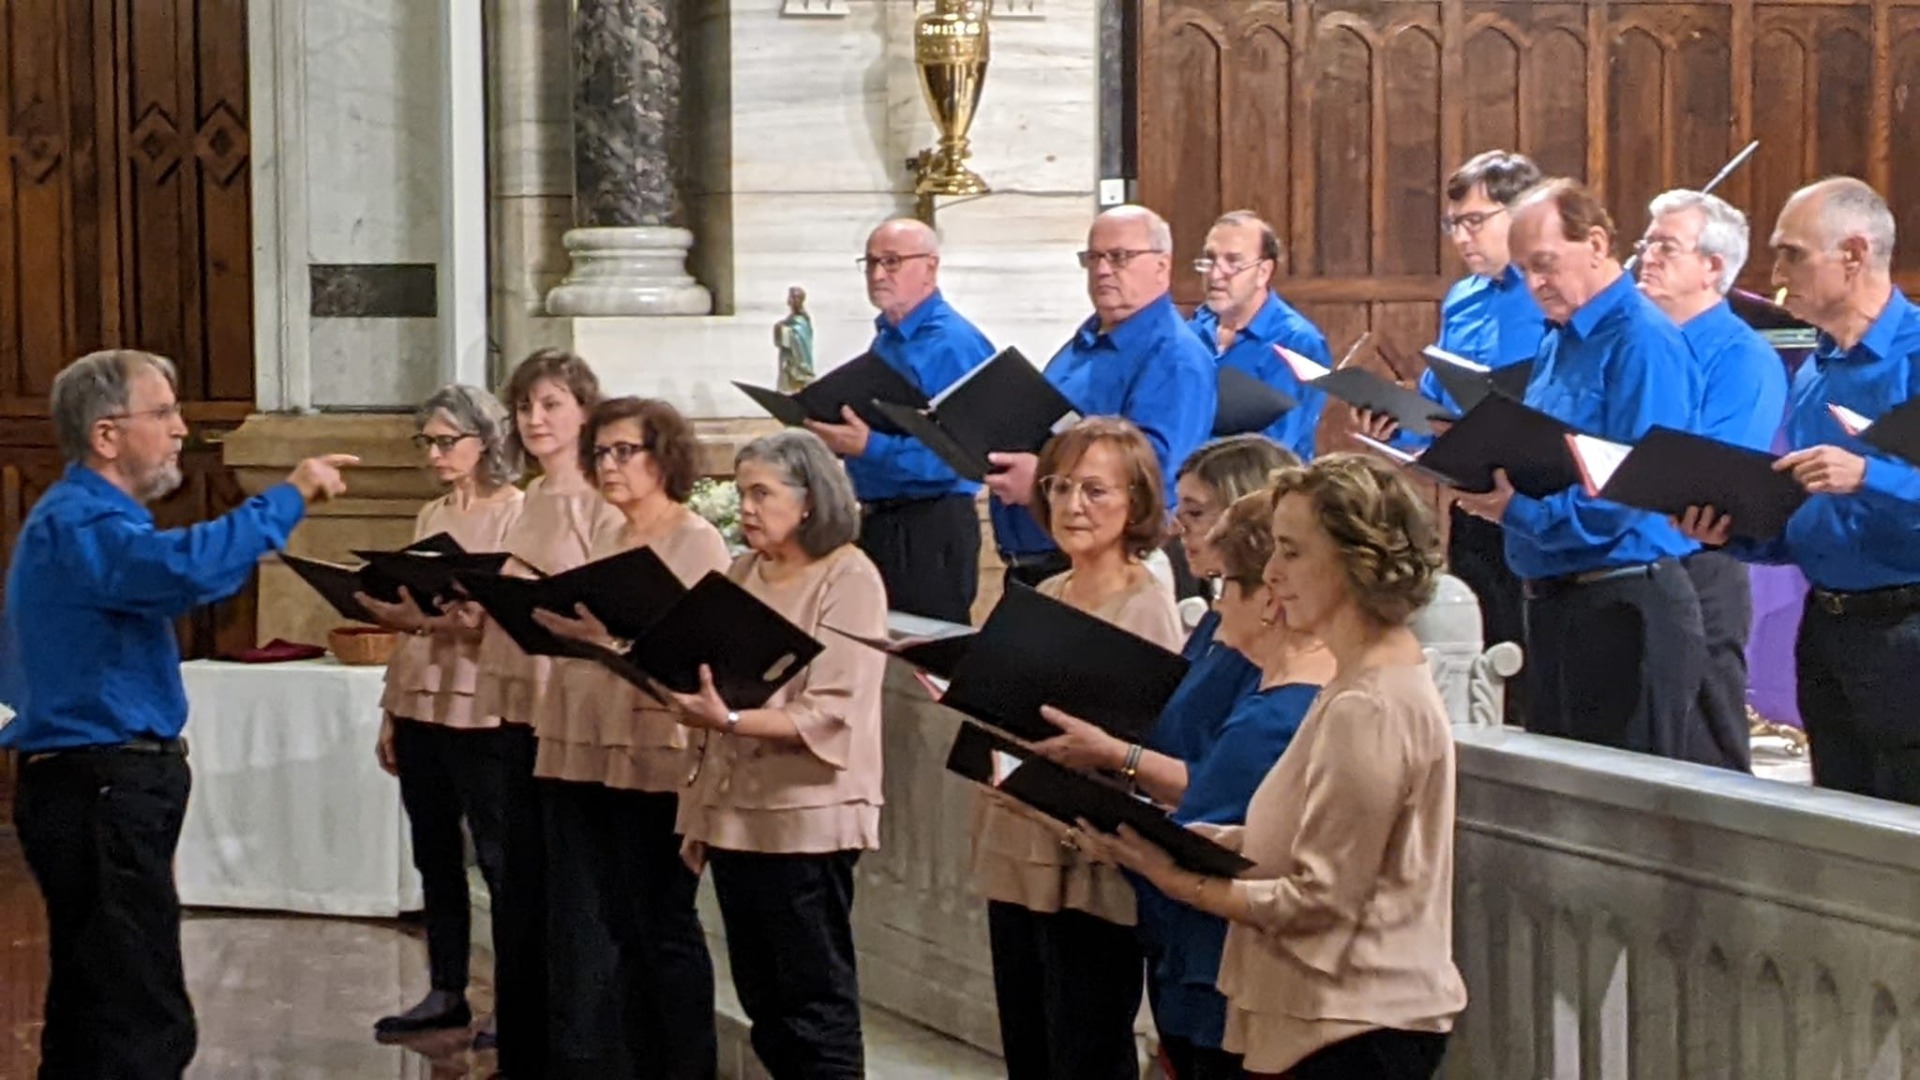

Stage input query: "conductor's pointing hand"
[{"left": 288, "top": 454, "right": 359, "bottom": 503}]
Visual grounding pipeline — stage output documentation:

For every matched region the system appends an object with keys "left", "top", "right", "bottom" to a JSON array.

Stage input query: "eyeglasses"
[
  {"left": 590, "top": 441, "right": 652, "bottom": 467},
  {"left": 1632, "top": 237, "right": 1700, "bottom": 260},
  {"left": 855, "top": 253, "right": 935, "bottom": 274},
  {"left": 1038, "top": 475, "right": 1130, "bottom": 506},
  {"left": 1076, "top": 248, "right": 1160, "bottom": 270},
  {"left": 105, "top": 402, "right": 182, "bottom": 424},
  {"left": 1192, "top": 256, "right": 1270, "bottom": 277},
  {"left": 411, "top": 433, "right": 478, "bottom": 453},
  {"left": 1441, "top": 208, "right": 1506, "bottom": 235}
]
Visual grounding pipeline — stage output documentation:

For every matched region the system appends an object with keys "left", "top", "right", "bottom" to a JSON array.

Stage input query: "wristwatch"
[{"left": 724, "top": 710, "right": 741, "bottom": 734}]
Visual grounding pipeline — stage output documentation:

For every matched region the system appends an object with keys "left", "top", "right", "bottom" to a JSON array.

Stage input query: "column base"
[{"left": 545, "top": 225, "right": 713, "bottom": 316}]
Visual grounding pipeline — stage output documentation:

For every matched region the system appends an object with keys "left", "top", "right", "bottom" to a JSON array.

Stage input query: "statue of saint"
[{"left": 774, "top": 286, "right": 815, "bottom": 393}]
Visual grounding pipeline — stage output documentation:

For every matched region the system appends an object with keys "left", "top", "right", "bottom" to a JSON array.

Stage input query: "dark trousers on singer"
[
  {"left": 1683, "top": 550, "right": 1754, "bottom": 771},
  {"left": 858, "top": 493, "right": 980, "bottom": 624},
  {"left": 14, "top": 743, "right": 196, "bottom": 1079},
  {"left": 987, "top": 901, "right": 1144, "bottom": 1080},
  {"left": 494, "top": 722, "right": 552, "bottom": 1077},
  {"left": 391, "top": 717, "right": 512, "bottom": 997},
  {"left": 1447, "top": 508, "right": 1528, "bottom": 723},
  {"left": 542, "top": 779, "right": 716, "bottom": 1079},
  {"left": 1796, "top": 584, "right": 1920, "bottom": 805}
]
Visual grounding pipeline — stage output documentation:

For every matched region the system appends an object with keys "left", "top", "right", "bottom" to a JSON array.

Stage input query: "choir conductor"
[{"left": 1, "top": 349, "right": 355, "bottom": 1079}]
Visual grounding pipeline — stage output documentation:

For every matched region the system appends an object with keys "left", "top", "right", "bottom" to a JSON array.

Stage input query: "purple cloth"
[{"left": 1743, "top": 347, "right": 1815, "bottom": 728}]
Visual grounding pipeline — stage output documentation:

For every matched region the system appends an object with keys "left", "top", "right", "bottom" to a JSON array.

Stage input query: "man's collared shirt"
[
  {"left": 0, "top": 464, "right": 308, "bottom": 752},
  {"left": 1500, "top": 272, "right": 1702, "bottom": 580},
  {"left": 1681, "top": 297, "right": 1790, "bottom": 453},
  {"left": 1726, "top": 289, "right": 1920, "bottom": 591},
  {"left": 844, "top": 289, "right": 995, "bottom": 503},
  {"left": 1188, "top": 292, "right": 1331, "bottom": 461},
  {"left": 1397, "top": 264, "right": 1546, "bottom": 451},
  {"left": 990, "top": 293, "right": 1218, "bottom": 557}
]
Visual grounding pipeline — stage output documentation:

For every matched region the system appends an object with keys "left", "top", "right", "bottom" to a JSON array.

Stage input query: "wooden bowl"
[{"left": 329, "top": 626, "right": 400, "bottom": 666}]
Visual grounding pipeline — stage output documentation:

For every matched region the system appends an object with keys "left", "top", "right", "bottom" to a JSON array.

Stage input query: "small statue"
[{"left": 774, "top": 286, "right": 815, "bottom": 393}]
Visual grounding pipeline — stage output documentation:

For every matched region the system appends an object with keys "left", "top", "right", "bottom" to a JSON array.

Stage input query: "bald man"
[
  {"left": 807, "top": 218, "right": 994, "bottom": 623},
  {"left": 984, "top": 205, "right": 1218, "bottom": 589},
  {"left": 1678, "top": 177, "right": 1920, "bottom": 805},
  {"left": 1451, "top": 179, "right": 1720, "bottom": 769}
]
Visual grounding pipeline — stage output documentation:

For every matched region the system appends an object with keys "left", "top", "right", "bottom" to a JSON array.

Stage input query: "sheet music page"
[
  {"left": 1828, "top": 402, "right": 1871, "bottom": 436},
  {"left": 1350, "top": 432, "right": 1420, "bottom": 466},
  {"left": 1567, "top": 432, "right": 1632, "bottom": 492},
  {"left": 989, "top": 749, "right": 1022, "bottom": 787},
  {"left": 1422, "top": 344, "right": 1489, "bottom": 373},
  {"left": 1274, "top": 344, "right": 1331, "bottom": 382}
]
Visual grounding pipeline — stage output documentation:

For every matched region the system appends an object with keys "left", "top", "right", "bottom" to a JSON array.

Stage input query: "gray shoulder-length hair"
[
  {"left": 735, "top": 429, "right": 860, "bottom": 558},
  {"left": 418, "top": 383, "right": 522, "bottom": 489},
  {"left": 50, "top": 349, "right": 177, "bottom": 463}
]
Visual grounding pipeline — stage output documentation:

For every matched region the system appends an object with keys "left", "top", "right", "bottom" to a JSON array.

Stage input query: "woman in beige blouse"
[
  {"left": 663, "top": 429, "right": 886, "bottom": 1080},
  {"left": 1088, "top": 454, "right": 1466, "bottom": 1079},
  {"left": 530, "top": 396, "right": 730, "bottom": 1078},
  {"left": 972, "top": 415, "right": 1184, "bottom": 1080},
  {"left": 355, "top": 384, "right": 524, "bottom": 1039},
  {"left": 472, "top": 348, "right": 620, "bottom": 1075}
]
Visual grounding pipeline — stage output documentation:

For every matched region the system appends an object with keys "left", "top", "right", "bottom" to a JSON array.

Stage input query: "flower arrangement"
[{"left": 688, "top": 476, "right": 746, "bottom": 554}]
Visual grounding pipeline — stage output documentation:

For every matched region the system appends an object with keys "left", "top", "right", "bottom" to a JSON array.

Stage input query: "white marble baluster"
[
  {"left": 1742, "top": 958, "right": 1792, "bottom": 1080},
  {"left": 1798, "top": 968, "right": 1845, "bottom": 1080},
  {"left": 1584, "top": 916, "right": 1630, "bottom": 1079},
  {"left": 1628, "top": 934, "right": 1684, "bottom": 1079}
]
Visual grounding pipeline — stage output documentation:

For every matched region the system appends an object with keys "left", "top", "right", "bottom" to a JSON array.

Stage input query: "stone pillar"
[{"left": 546, "top": 0, "right": 712, "bottom": 316}]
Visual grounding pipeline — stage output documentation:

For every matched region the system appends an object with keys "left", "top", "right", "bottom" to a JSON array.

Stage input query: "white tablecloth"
[{"left": 176, "top": 658, "right": 423, "bottom": 917}]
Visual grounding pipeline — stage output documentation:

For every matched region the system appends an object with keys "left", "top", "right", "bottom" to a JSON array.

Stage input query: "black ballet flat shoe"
[{"left": 373, "top": 989, "right": 473, "bottom": 1040}]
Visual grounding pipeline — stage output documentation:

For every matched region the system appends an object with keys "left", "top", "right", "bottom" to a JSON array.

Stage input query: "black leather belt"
[
  {"left": 1522, "top": 560, "right": 1664, "bottom": 601},
  {"left": 1808, "top": 582, "right": 1920, "bottom": 619},
  {"left": 23, "top": 736, "right": 188, "bottom": 767}
]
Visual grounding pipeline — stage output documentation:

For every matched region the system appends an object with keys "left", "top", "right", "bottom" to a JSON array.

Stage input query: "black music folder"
[
  {"left": 828, "top": 610, "right": 976, "bottom": 680},
  {"left": 280, "top": 554, "right": 393, "bottom": 625},
  {"left": 1421, "top": 346, "right": 1534, "bottom": 413},
  {"left": 596, "top": 571, "right": 824, "bottom": 709},
  {"left": 1831, "top": 399, "right": 1920, "bottom": 470},
  {"left": 1566, "top": 427, "right": 1807, "bottom": 540},
  {"left": 1354, "top": 392, "right": 1580, "bottom": 497},
  {"left": 935, "top": 583, "right": 1189, "bottom": 745},
  {"left": 945, "top": 724, "right": 1254, "bottom": 877},
  {"left": 1274, "top": 345, "right": 1455, "bottom": 437},
  {"left": 869, "top": 347, "right": 1081, "bottom": 482},
  {"left": 732, "top": 352, "right": 927, "bottom": 435},
  {"left": 456, "top": 546, "right": 692, "bottom": 659},
  {"left": 1211, "top": 364, "right": 1297, "bottom": 437},
  {"left": 403, "top": 531, "right": 465, "bottom": 556},
  {"left": 352, "top": 548, "right": 512, "bottom": 613}
]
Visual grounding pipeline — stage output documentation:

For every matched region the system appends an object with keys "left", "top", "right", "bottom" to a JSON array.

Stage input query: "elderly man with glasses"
[
  {"left": 983, "top": 205, "right": 1218, "bottom": 589},
  {"left": 1185, "top": 210, "right": 1332, "bottom": 461}
]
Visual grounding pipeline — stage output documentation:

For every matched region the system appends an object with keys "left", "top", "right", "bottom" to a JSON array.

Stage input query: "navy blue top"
[
  {"left": 1726, "top": 289, "right": 1920, "bottom": 590},
  {"left": 0, "top": 464, "right": 307, "bottom": 752},
  {"left": 1397, "top": 264, "right": 1547, "bottom": 451},
  {"left": 989, "top": 293, "right": 1218, "bottom": 556},
  {"left": 1501, "top": 273, "right": 1702, "bottom": 579},
  {"left": 1188, "top": 292, "right": 1332, "bottom": 460},
  {"left": 1138, "top": 682, "right": 1320, "bottom": 1047},
  {"left": 845, "top": 289, "right": 995, "bottom": 502},
  {"left": 1148, "top": 610, "right": 1263, "bottom": 764},
  {"left": 1681, "top": 298, "right": 1791, "bottom": 453}
]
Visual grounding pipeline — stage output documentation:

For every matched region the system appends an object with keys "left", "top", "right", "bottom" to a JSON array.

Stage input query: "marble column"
[{"left": 546, "top": 0, "right": 713, "bottom": 316}]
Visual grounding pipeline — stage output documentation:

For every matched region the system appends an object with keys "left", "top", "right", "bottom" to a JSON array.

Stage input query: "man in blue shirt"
[
  {"left": 1186, "top": 210, "right": 1330, "bottom": 461},
  {"left": 2, "top": 349, "right": 352, "bottom": 1078},
  {"left": 1637, "top": 188, "right": 1791, "bottom": 772},
  {"left": 1451, "top": 179, "right": 1718, "bottom": 766},
  {"left": 807, "top": 218, "right": 995, "bottom": 622},
  {"left": 1356, "top": 150, "right": 1545, "bottom": 687},
  {"left": 1678, "top": 177, "right": 1920, "bottom": 804},
  {"left": 983, "top": 205, "right": 1217, "bottom": 589}
]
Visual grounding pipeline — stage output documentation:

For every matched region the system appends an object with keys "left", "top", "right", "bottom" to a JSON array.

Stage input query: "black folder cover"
[
  {"left": 456, "top": 546, "right": 693, "bottom": 658},
  {"left": 279, "top": 554, "right": 390, "bottom": 625},
  {"left": 869, "top": 348, "right": 1080, "bottom": 482},
  {"left": 936, "top": 583, "right": 1189, "bottom": 744},
  {"left": 732, "top": 352, "right": 926, "bottom": 435},
  {"left": 403, "top": 532, "right": 464, "bottom": 556},
  {"left": 1408, "top": 393, "right": 1581, "bottom": 497},
  {"left": 1839, "top": 397, "right": 1920, "bottom": 470},
  {"left": 1422, "top": 347, "right": 1534, "bottom": 413},
  {"left": 598, "top": 571, "right": 824, "bottom": 709},
  {"left": 945, "top": 724, "right": 1253, "bottom": 877},
  {"left": 352, "top": 549, "right": 512, "bottom": 613},
  {"left": 1291, "top": 362, "right": 1456, "bottom": 436},
  {"left": 1211, "top": 365, "right": 1297, "bottom": 436},
  {"left": 1571, "top": 427, "right": 1807, "bottom": 540},
  {"left": 827, "top": 610, "right": 976, "bottom": 680}
]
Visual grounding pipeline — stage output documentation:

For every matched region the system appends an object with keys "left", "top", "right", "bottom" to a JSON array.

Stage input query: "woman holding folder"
[
  {"left": 529, "top": 397, "right": 729, "bottom": 1078},
  {"left": 971, "top": 416, "right": 1184, "bottom": 1080},
  {"left": 1086, "top": 455, "right": 1465, "bottom": 1079},
  {"left": 473, "top": 348, "right": 622, "bottom": 1075},
  {"left": 357, "top": 384, "right": 525, "bottom": 1039},
  {"left": 664, "top": 429, "right": 887, "bottom": 1079}
]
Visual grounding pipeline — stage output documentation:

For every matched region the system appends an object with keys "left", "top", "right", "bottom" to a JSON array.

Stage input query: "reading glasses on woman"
[
  {"left": 1038, "top": 473, "right": 1133, "bottom": 507},
  {"left": 589, "top": 439, "right": 652, "bottom": 467},
  {"left": 410, "top": 432, "right": 478, "bottom": 453}
]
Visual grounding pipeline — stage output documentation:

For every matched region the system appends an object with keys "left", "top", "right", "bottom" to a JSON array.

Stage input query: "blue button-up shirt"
[
  {"left": 989, "top": 293, "right": 1218, "bottom": 556},
  {"left": 1726, "top": 289, "right": 1920, "bottom": 590},
  {"left": 1501, "top": 273, "right": 1702, "bottom": 579},
  {"left": 1396, "top": 264, "right": 1546, "bottom": 451},
  {"left": 1188, "top": 293, "right": 1331, "bottom": 460},
  {"left": 1681, "top": 298, "right": 1790, "bottom": 452},
  {"left": 845, "top": 289, "right": 995, "bottom": 503},
  {"left": 0, "top": 465, "right": 308, "bottom": 752}
]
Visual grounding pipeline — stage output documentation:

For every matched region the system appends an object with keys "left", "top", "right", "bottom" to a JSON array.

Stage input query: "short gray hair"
[
  {"left": 1098, "top": 205, "right": 1174, "bottom": 254},
  {"left": 734, "top": 429, "right": 861, "bottom": 559},
  {"left": 1648, "top": 188, "right": 1750, "bottom": 294},
  {"left": 418, "top": 383, "right": 521, "bottom": 489},
  {"left": 1802, "top": 176, "right": 1897, "bottom": 272},
  {"left": 49, "top": 349, "right": 177, "bottom": 463}
]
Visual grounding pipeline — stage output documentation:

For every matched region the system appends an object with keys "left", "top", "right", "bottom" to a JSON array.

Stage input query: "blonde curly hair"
[{"left": 1268, "top": 453, "right": 1443, "bottom": 626}]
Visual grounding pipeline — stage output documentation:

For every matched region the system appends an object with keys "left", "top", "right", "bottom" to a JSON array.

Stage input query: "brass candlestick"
[{"left": 909, "top": 0, "right": 991, "bottom": 221}]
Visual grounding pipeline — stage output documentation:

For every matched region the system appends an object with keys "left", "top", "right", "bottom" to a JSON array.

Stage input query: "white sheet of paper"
[
  {"left": 1829, "top": 402, "right": 1871, "bottom": 437},
  {"left": 1351, "top": 432, "right": 1420, "bottom": 466},
  {"left": 1567, "top": 432, "right": 1633, "bottom": 493},
  {"left": 1274, "top": 344, "right": 1330, "bottom": 382},
  {"left": 989, "top": 749, "right": 1022, "bottom": 787}
]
